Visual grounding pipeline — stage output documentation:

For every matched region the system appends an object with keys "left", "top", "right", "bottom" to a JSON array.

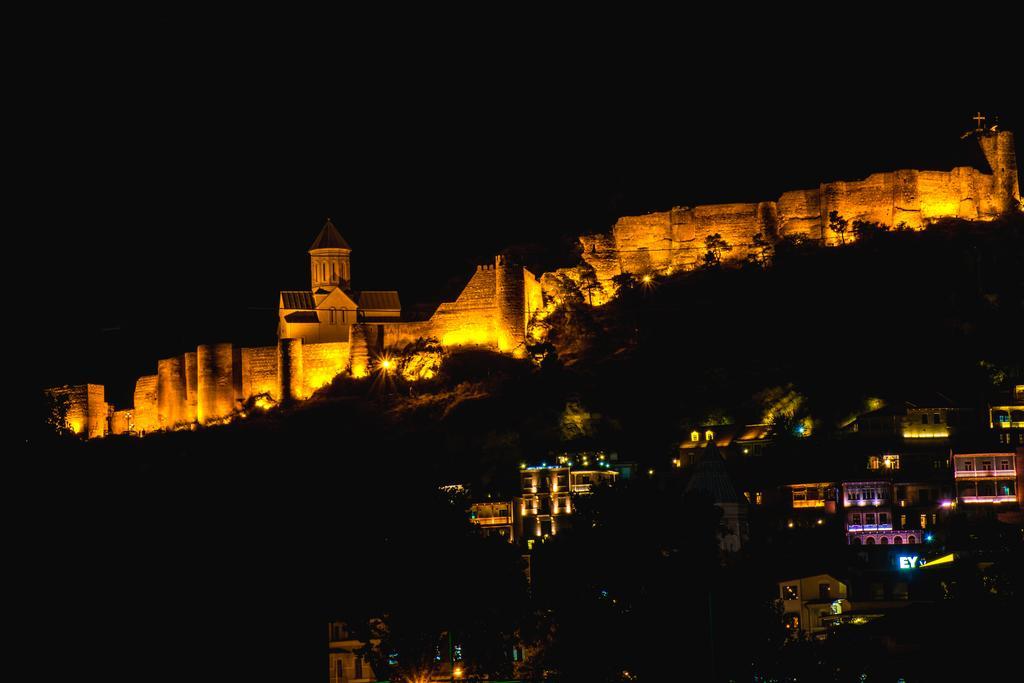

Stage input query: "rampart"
[{"left": 580, "top": 130, "right": 1019, "bottom": 291}]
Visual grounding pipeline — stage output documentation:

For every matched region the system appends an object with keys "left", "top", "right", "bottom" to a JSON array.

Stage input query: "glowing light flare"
[{"left": 921, "top": 552, "right": 955, "bottom": 568}]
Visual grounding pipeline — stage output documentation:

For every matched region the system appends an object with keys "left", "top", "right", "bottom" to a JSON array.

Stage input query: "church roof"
[
  {"left": 281, "top": 291, "right": 316, "bottom": 309},
  {"left": 309, "top": 218, "right": 351, "bottom": 251},
  {"left": 685, "top": 443, "right": 742, "bottom": 504},
  {"left": 284, "top": 311, "right": 320, "bottom": 323},
  {"left": 355, "top": 290, "right": 401, "bottom": 311}
]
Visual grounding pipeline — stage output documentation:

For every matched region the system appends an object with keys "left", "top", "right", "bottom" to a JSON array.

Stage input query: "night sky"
[{"left": 18, "top": 33, "right": 1020, "bottom": 406}]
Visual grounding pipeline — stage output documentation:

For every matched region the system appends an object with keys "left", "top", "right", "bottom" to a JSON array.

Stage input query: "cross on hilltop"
[{"left": 973, "top": 111, "right": 986, "bottom": 130}]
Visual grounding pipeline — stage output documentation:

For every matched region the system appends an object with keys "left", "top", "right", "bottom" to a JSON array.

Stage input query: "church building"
[{"left": 278, "top": 219, "right": 401, "bottom": 344}]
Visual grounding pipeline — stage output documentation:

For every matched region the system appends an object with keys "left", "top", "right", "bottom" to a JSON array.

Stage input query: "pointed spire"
[{"left": 309, "top": 217, "right": 351, "bottom": 251}]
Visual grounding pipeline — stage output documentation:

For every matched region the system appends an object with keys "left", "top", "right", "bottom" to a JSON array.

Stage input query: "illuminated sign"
[
  {"left": 898, "top": 553, "right": 956, "bottom": 569},
  {"left": 898, "top": 555, "right": 921, "bottom": 569}
]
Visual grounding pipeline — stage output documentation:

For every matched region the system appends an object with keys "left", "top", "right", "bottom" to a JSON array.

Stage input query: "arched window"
[
  {"left": 690, "top": 431, "right": 700, "bottom": 442},
  {"left": 893, "top": 536, "right": 903, "bottom": 545},
  {"left": 705, "top": 430, "right": 714, "bottom": 441},
  {"left": 866, "top": 537, "right": 875, "bottom": 545},
  {"left": 908, "top": 535, "right": 916, "bottom": 544},
  {"left": 331, "top": 263, "right": 336, "bottom": 282},
  {"left": 852, "top": 537, "right": 861, "bottom": 545},
  {"left": 880, "top": 536, "right": 889, "bottom": 545}
]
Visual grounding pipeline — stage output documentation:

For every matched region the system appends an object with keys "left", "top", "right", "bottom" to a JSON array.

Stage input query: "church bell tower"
[{"left": 309, "top": 218, "right": 351, "bottom": 290}]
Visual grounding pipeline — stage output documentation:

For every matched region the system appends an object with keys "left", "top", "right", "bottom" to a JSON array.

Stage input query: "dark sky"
[{"left": 16, "top": 29, "right": 1020, "bottom": 405}]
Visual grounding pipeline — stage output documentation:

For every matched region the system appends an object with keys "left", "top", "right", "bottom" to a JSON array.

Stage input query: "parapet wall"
[{"left": 581, "top": 131, "right": 1019, "bottom": 288}]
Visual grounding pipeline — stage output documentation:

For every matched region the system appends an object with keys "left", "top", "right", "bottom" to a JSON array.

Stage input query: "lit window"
[
  {"left": 919, "top": 514, "right": 927, "bottom": 529},
  {"left": 705, "top": 430, "right": 714, "bottom": 441},
  {"left": 755, "top": 492, "right": 763, "bottom": 505},
  {"left": 690, "top": 430, "right": 700, "bottom": 442},
  {"left": 782, "top": 584, "right": 799, "bottom": 600}
]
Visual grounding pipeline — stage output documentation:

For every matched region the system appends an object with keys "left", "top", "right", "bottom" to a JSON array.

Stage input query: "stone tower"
[
  {"left": 494, "top": 254, "right": 527, "bottom": 356},
  {"left": 976, "top": 129, "right": 1020, "bottom": 215},
  {"left": 309, "top": 218, "right": 352, "bottom": 290}
]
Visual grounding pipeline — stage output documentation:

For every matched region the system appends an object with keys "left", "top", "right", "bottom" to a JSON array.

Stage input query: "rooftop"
[{"left": 309, "top": 218, "right": 351, "bottom": 251}]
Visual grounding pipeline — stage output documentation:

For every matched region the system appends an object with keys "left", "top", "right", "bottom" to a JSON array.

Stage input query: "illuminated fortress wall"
[
  {"left": 581, "top": 130, "right": 1019, "bottom": 288},
  {"left": 46, "top": 383, "right": 106, "bottom": 439},
  {"left": 57, "top": 130, "right": 1015, "bottom": 438},
  {"left": 133, "top": 375, "right": 158, "bottom": 433},
  {"left": 395, "top": 256, "right": 541, "bottom": 357},
  {"left": 240, "top": 346, "right": 279, "bottom": 399},
  {"left": 302, "top": 341, "right": 350, "bottom": 395}
]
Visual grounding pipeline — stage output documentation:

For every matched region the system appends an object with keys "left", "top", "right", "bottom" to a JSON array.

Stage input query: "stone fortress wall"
[
  {"left": 579, "top": 130, "right": 1019, "bottom": 291},
  {"left": 48, "top": 129, "right": 1017, "bottom": 438},
  {"left": 52, "top": 256, "right": 543, "bottom": 437}
]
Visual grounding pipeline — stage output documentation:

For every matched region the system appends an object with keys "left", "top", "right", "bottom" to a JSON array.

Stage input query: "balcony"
[
  {"left": 473, "top": 516, "right": 512, "bottom": 526},
  {"left": 847, "top": 524, "right": 893, "bottom": 532},
  {"left": 793, "top": 500, "right": 826, "bottom": 509},
  {"left": 954, "top": 469, "right": 1016, "bottom": 479},
  {"left": 959, "top": 495, "right": 1017, "bottom": 504}
]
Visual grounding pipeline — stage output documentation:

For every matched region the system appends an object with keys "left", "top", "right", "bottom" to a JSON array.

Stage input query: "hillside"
[{"left": 14, "top": 214, "right": 1024, "bottom": 681}]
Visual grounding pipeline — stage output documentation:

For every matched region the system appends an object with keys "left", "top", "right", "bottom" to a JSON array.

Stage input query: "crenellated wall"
[
  {"left": 581, "top": 130, "right": 1020, "bottom": 290},
  {"left": 411, "top": 256, "right": 541, "bottom": 357}
]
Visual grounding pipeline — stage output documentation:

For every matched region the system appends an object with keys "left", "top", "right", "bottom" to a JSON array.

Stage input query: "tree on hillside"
[
  {"left": 852, "top": 219, "right": 888, "bottom": 242},
  {"left": 748, "top": 232, "right": 773, "bottom": 267},
  {"left": 703, "top": 233, "right": 733, "bottom": 267},
  {"left": 828, "top": 210, "right": 849, "bottom": 245},
  {"left": 577, "top": 266, "right": 602, "bottom": 306},
  {"left": 543, "top": 272, "right": 584, "bottom": 307}
]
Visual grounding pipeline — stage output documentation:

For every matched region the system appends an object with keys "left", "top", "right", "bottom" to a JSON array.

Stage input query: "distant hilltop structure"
[
  {"left": 47, "top": 119, "right": 1019, "bottom": 438},
  {"left": 579, "top": 118, "right": 1018, "bottom": 298},
  {"left": 47, "top": 220, "right": 543, "bottom": 437}
]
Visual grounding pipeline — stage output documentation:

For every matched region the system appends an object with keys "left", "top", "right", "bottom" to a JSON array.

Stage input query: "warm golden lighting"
[
  {"left": 641, "top": 274, "right": 653, "bottom": 284},
  {"left": 253, "top": 395, "right": 275, "bottom": 410}
]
